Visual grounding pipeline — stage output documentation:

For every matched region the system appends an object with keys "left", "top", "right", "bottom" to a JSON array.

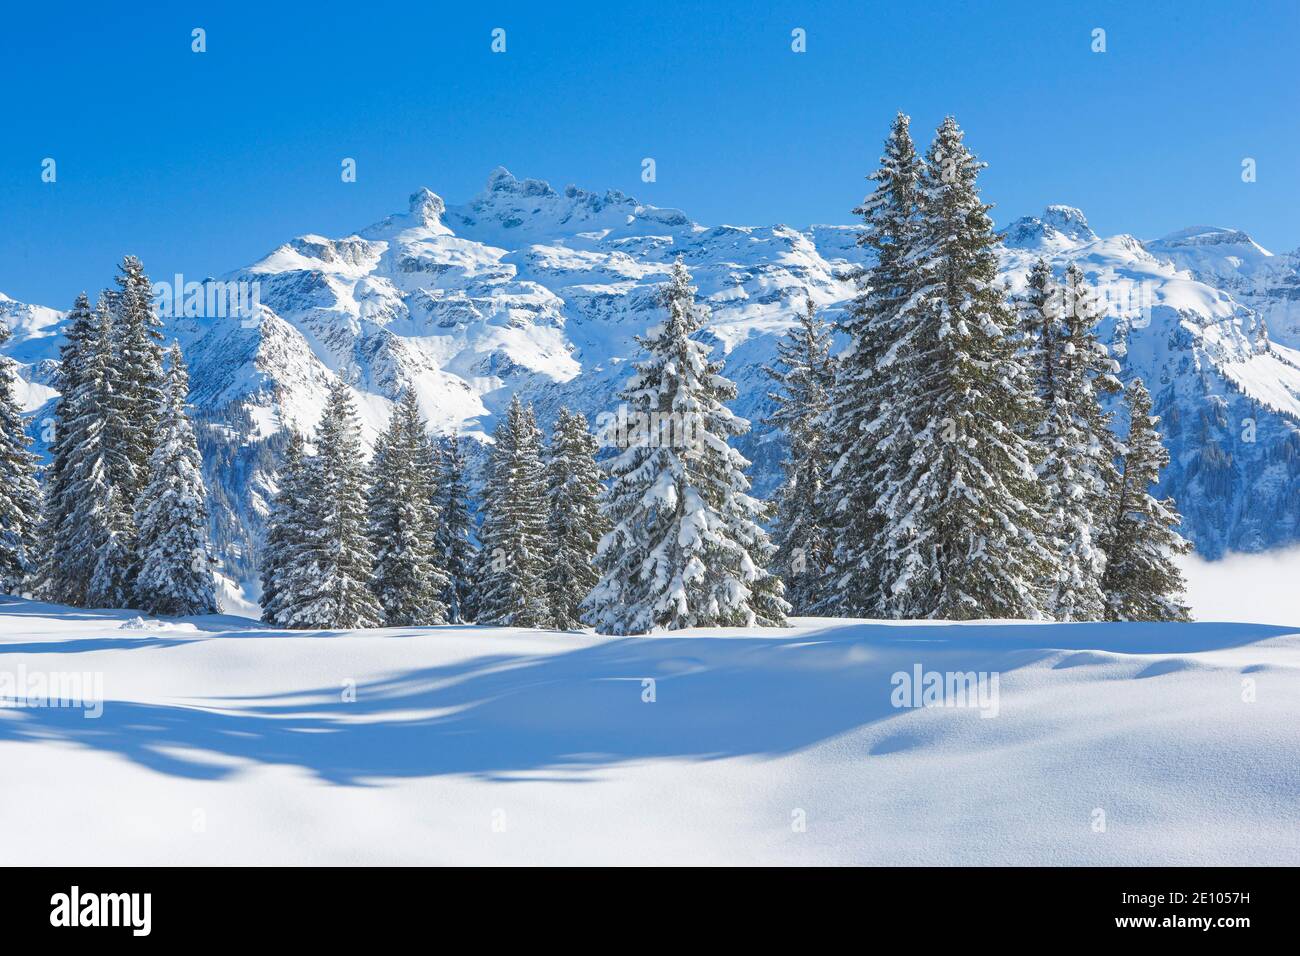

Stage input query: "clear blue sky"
[{"left": 2, "top": 0, "right": 1297, "bottom": 307}]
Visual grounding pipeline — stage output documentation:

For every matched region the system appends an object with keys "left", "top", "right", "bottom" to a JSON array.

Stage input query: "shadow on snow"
[{"left": 0, "top": 612, "right": 1292, "bottom": 786}]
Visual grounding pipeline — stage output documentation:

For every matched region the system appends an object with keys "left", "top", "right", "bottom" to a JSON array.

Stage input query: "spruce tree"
[
  {"left": 87, "top": 484, "right": 135, "bottom": 608},
  {"left": 1036, "top": 265, "right": 1121, "bottom": 620},
  {"left": 259, "top": 430, "right": 312, "bottom": 626},
  {"left": 41, "top": 293, "right": 99, "bottom": 604},
  {"left": 764, "top": 296, "right": 835, "bottom": 615},
  {"left": 476, "top": 396, "right": 550, "bottom": 627},
  {"left": 1100, "top": 379, "right": 1192, "bottom": 621},
  {"left": 133, "top": 345, "right": 220, "bottom": 616},
  {"left": 1021, "top": 259, "right": 1059, "bottom": 408},
  {"left": 543, "top": 407, "right": 606, "bottom": 629},
  {"left": 825, "top": 112, "right": 924, "bottom": 617},
  {"left": 432, "top": 433, "right": 478, "bottom": 624},
  {"left": 584, "top": 259, "right": 787, "bottom": 634},
  {"left": 0, "top": 319, "right": 41, "bottom": 594},
  {"left": 56, "top": 299, "right": 135, "bottom": 607},
  {"left": 109, "top": 256, "right": 166, "bottom": 502},
  {"left": 293, "top": 380, "right": 383, "bottom": 629},
  {"left": 875, "top": 117, "right": 1051, "bottom": 620},
  {"left": 367, "top": 389, "right": 448, "bottom": 626}
]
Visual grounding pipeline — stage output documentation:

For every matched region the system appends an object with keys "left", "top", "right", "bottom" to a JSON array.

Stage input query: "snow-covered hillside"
[
  {"left": 0, "top": 596, "right": 1296, "bottom": 865},
  {"left": 4, "top": 169, "right": 1300, "bottom": 588}
]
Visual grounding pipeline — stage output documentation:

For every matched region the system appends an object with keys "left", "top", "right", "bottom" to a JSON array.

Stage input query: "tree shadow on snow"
[{"left": 0, "top": 619, "right": 1292, "bottom": 786}]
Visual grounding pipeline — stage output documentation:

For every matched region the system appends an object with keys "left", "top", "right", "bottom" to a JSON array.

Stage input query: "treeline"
[{"left": 257, "top": 385, "right": 608, "bottom": 631}]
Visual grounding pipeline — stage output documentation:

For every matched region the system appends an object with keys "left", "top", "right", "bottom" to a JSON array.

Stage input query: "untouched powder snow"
[{"left": 0, "top": 597, "right": 1296, "bottom": 865}]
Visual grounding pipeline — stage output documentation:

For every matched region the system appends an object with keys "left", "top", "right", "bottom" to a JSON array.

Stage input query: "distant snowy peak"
[
  {"left": 1147, "top": 225, "right": 1272, "bottom": 257},
  {"left": 1143, "top": 224, "right": 1300, "bottom": 351},
  {"left": 0, "top": 292, "right": 66, "bottom": 368},
  {"left": 1002, "top": 205, "right": 1098, "bottom": 249},
  {"left": 441, "top": 167, "right": 694, "bottom": 245},
  {"left": 1143, "top": 225, "right": 1276, "bottom": 280},
  {"left": 408, "top": 186, "right": 447, "bottom": 229}
]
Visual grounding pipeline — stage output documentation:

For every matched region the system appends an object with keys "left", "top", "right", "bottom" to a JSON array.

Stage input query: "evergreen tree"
[
  {"left": 87, "top": 484, "right": 135, "bottom": 608},
  {"left": 874, "top": 117, "right": 1051, "bottom": 620},
  {"left": 367, "top": 389, "right": 448, "bottom": 626},
  {"left": 1101, "top": 379, "right": 1192, "bottom": 621},
  {"left": 432, "top": 433, "right": 478, "bottom": 624},
  {"left": 259, "top": 430, "right": 313, "bottom": 626},
  {"left": 1036, "top": 265, "right": 1122, "bottom": 620},
  {"left": 41, "top": 293, "right": 99, "bottom": 604},
  {"left": 764, "top": 296, "right": 835, "bottom": 615},
  {"left": 108, "top": 256, "right": 165, "bottom": 502},
  {"left": 824, "top": 112, "right": 924, "bottom": 617},
  {"left": 0, "top": 319, "right": 41, "bottom": 593},
  {"left": 584, "top": 259, "right": 787, "bottom": 634},
  {"left": 476, "top": 396, "right": 550, "bottom": 627},
  {"left": 133, "top": 345, "right": 220, "bottom": 616},
  {"left": 293, "top": 380, "right": 383, "bottom": 629},
  {"left": 56, "top": 299, "right": 135, "bottom": 607},
  {"left": 1020, "top": 259, "right": 1060, "bottom": 408},
  {"left": 543, "top": 407, "right": 606, "bottom": 629}
]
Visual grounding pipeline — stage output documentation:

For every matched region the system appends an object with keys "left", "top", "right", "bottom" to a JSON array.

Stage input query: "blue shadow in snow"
[{"left": 0, "top": 619, "right": 1292, "bottom": 785}]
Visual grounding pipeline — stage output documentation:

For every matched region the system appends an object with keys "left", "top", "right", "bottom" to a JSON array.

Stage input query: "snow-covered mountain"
[{"left": 4, "top": 170, "right": 1300, "bottom": 593}]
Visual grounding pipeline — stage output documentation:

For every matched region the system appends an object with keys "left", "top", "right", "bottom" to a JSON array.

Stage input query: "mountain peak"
[
  {"left": 1042, "top": 205, "right": 1094, "bottom": 236},
  {"left": 408, "top": 187, "right": 446, "bottom": 227},
  {"left": 484, "top": 166, "right": 557, "bottom": 199},
  {"left": 1003, "top": 205, "right": 1097, "bottom": 248},
  {"left": 1149, "top": 225, "right": 1271, "bottom": 256}
]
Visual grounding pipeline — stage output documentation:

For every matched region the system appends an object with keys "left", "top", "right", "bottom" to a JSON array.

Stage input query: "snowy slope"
[
  {"left": 5, "top": 172, "right": 1300, "bottom": 587},
  {"left": 1145, "top": 225, "right": 1300, "bottom": 350},
  {"left": 0, "top": 596, "right": 1296, "bottom": 865}
]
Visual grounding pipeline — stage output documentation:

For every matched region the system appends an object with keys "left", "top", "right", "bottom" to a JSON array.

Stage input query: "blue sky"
[{"left": 2, "top": 0, "right": 1297, "bottom": 306}]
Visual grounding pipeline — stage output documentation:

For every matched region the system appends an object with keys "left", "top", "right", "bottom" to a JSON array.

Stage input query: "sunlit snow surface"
[{"left": 1, "top": 596, "right": 1296, "bottom": 865}]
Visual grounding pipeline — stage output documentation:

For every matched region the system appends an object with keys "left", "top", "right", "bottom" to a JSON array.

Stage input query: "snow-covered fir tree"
[
  {"left": 259, "top": 430, "right": 313, "bottom": 627},
  {"left": 292, "top": 380, "right": 383, "bottom": 629},
  {"left": 108, "top": 256, "right": 165, "bottom": 503},
  {"left": 824, "top": 112, "right": 924, "bottom": 617},
  {"left": 1035, "top": 265, "right": 1122, "bottom": 621},
  {"left": 476, "top": 396, "right": 550, "bottom": 627},
  {"left": 583, "top": 259, "right": 787, "bottom": 634},
  {"left": 41, "top": 293, "right": 101, "bottom": 604},
  {"left": 47, "top": 297, "right": 137, "bottom": 607},
  {"left": 367, "top": 389, "right": 448, "bottom": 626},
  {"left": 0, "top": 319, "right": 41, "bottom": 594},
  {"left": 87, "top": 484, "right": 135, "bottom": 609},
  {"left": 764, "top": 296, "right": 836, "bottom": 615},
  {"left": 874, "top": 117, "right": 1051, "bottom": 620},
  {"left": 432, "top": 433, "right": 477, "bottom": 624},
  {"left": 1100, "top": 378, "right": 1192, "bottom": 621},
  {"left": 543, "top": 407, "right": 606, "bottom": 629},
  {"left": 1020, "top": 260, "right": 1060, "bottom": 409},
  {"left": 132, "top": 344, "right": 220, "bottom": 616}
]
